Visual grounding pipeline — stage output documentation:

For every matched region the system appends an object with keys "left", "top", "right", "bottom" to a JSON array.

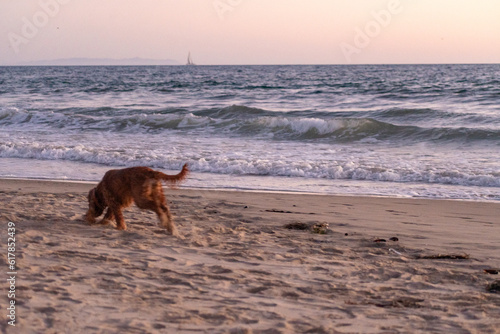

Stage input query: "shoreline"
[
  {"left": 1, "top": 176, "right": 499, "bottom": 204},
  {"left": 1, "top": 178, "right": 499, "bottom": 333},
  {"left": 1, "top": 157, "right": 498, "bottom": 202}
]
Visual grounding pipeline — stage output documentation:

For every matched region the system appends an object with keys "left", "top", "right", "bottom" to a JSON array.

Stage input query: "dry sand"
[{"left": 1, "top": 178, "right": 499, "bottom": 333}]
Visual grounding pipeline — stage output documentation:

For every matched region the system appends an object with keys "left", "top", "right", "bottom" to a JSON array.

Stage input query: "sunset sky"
[{"left": 1, "top": 0, "right": 499, "bottom": 65}]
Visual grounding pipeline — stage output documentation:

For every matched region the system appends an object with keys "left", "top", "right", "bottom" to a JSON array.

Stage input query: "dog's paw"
[
  {"left": 172, "top": 231, "right": 184, "bottom": 239},
  {"left": 168, "top": 228, "right": 184, "bottom": 239},
  {"left": 99, "top": 219, "right": 116, "bottom": 227}
]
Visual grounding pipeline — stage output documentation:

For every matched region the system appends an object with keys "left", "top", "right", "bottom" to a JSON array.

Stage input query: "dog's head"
[{"left": 85, "top": 187, "right": 105, "bottom": 224}]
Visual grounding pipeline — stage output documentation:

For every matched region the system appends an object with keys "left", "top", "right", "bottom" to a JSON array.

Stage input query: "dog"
[{"left": 85, "top": 164, "right": 189, "bottom": 235}]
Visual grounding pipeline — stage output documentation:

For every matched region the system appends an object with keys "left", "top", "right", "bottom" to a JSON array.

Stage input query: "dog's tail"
[{"left": 155, "top": 163, "right": 189, "bottom": 187}]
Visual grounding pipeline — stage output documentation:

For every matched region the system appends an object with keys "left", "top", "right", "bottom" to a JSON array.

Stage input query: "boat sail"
[{"left": 186, "top": 52, "right": 195, "bottom": 66}]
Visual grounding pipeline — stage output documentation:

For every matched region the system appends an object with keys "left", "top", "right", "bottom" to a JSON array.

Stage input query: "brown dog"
[{"left": 85, "top": 164, "right": 188, "bottom": 235}]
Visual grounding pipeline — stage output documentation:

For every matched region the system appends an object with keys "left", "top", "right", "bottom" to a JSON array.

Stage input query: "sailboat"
[{"left": 186, "top": 52, "right": 196, "bottom": 66}]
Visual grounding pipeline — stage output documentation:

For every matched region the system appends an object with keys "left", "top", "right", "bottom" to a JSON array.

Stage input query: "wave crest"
[{"left": 1, "top": 105, "right": 499, "bottom": 144}]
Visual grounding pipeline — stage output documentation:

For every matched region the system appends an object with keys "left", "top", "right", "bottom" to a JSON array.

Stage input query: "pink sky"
[{"left": 1, "top": 0, "right": 499, "bottom": 65}]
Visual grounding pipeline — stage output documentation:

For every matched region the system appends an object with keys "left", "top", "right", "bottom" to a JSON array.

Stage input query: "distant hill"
[{"left": 17, "top": 57, "right": 180, "bottom": 66}]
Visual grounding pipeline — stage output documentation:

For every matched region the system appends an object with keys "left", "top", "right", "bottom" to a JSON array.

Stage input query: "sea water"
[{"left": 0, "top": 64, "right": 499, "bottom": 201}]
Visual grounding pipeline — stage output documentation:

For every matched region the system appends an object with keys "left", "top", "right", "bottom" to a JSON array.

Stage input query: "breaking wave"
[{"left": 1, "top": 105, "right": 499, "bottom": 144}]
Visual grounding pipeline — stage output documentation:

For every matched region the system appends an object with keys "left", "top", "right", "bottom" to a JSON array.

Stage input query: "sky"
[{"left": 1, "top": 0, "right": 499, "bottom": 65}]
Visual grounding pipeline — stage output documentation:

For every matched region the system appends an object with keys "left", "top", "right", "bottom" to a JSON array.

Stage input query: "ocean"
[{"left": 1, "top": 64, "right": 499, "bottom": 201}]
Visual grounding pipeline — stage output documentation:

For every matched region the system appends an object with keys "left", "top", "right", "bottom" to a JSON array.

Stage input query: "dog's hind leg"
[
  {"left": 136, "top": 199, "right": 178, "bottom": 235},
  {"left": 158, "top": 203, "right": 179, "bottom": 236},
  {"left": 155, "top": 187, "right": 179, "bottom": 236},
  {"left": 137, "top": 180, "right": 180, "bottom": 236},
  {"left": 136, "top": 199, "right": 178, "bottom": 236}
]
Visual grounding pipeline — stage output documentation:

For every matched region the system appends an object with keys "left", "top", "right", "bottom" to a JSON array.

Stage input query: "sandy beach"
[{"left": 1, "top": 178, "right": 499, "bottom": 333}]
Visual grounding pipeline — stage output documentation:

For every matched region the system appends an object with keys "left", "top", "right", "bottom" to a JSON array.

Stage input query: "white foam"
[
  {"left": 1, "top": 130, "right": 499, "bottom": 192},
  {"left": 1, "top": 157, "right": 498, "bottom": 202}
]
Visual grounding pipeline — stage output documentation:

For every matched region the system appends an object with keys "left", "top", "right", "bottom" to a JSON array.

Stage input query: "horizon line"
[{"left": 2, "top": 62, "right": 499, "bottom": 67}]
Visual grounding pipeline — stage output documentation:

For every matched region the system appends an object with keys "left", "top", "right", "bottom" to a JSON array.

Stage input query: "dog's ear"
[
  {"left": 88, "top": 188, "right": 101, "bottom": 210},
  {"left": 88, "top": 188, "right": 96, "bottom": 202},
  {"left": 87, "top": 187, "right": 105, "bottom": 217}
]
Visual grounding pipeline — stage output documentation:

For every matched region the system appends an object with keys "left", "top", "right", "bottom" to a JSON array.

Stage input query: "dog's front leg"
[
  {"left": 85, "top": 210, "right": 97, "bottom": 225},
  {"left": 112, "top": 208, "right": 127, "bottom": 230}
]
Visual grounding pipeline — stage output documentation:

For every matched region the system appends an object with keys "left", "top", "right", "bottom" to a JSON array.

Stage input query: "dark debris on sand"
[
  {"left": 373, "top": 297, "right": 424, "bottom": 308},
  {"left": 373, "top": 237, "right": 399, "bottom": 243},
  {"left": 284, "top": 222, "right": 310, "bottom": 230},
  {"left": 284, "top": 222, "right": 330, "bottom": 234},
  {"left": 267, "top": 209, "right": 293, "bottom": 214},
  {"left": 484, "top": 269, "right": 499, "bottom": 275},
  {"left": 416, "top": 253, "right": 470, "bottom": 260},
  {"left": 486, "top": 280, "right": 500, "bottom": 293}
]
